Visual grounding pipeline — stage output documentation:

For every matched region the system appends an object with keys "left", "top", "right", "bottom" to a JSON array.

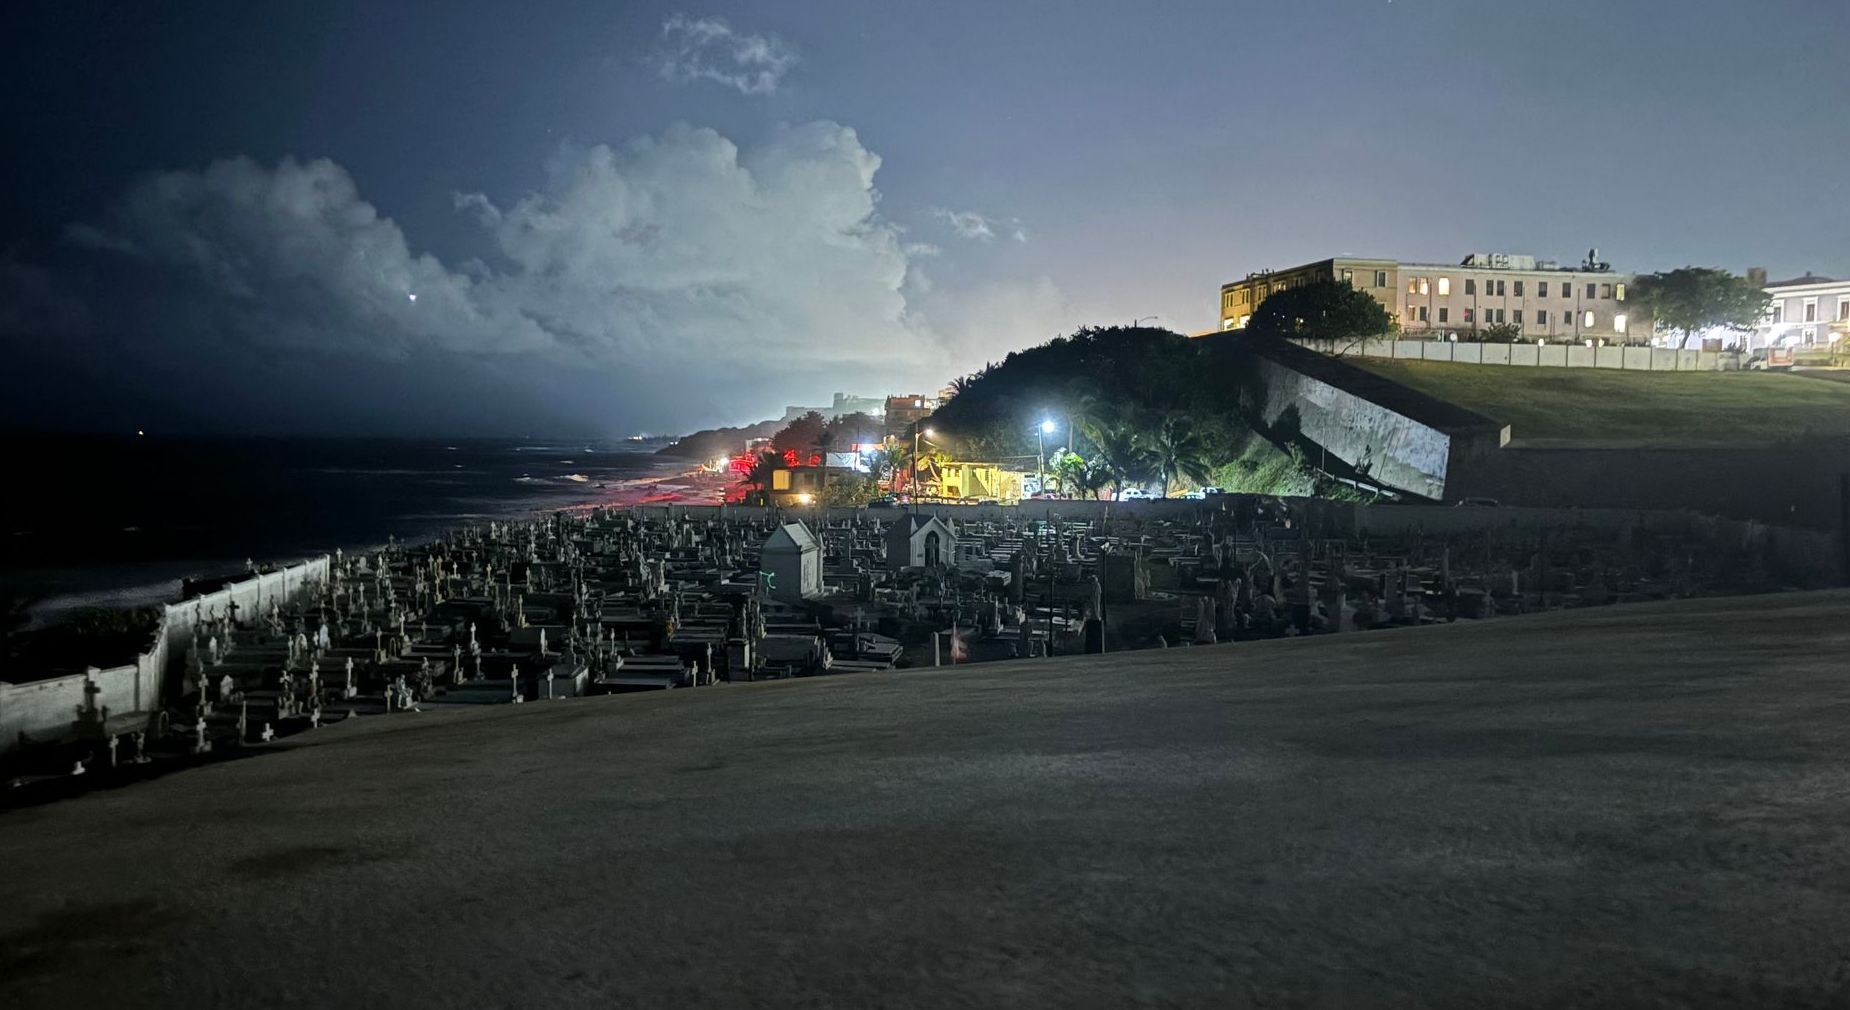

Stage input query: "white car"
[
  {"left": 1181, "top": 486, "right": 1225, "bottom": 500},
  {"left": 1117, "top": 487, "right": 1155, "bottom": 501}
]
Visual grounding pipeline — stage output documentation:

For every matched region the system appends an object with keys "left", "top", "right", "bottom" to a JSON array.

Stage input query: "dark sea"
[{"left": 0, "top": 435, "right": 677, "bottom": 623}]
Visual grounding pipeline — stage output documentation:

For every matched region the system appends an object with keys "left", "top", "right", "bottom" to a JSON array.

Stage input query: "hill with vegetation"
[{"left": 926, "top": 324, "right": 1361, "bottom": 498}]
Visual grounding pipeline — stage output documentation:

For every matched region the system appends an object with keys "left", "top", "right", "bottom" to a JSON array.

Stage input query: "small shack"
[
  {"left": 761, "top": 522, "right": 823, "bottom": 602},
  {"left": 885, "top": 514, "right": 955, "bottom": 572}
]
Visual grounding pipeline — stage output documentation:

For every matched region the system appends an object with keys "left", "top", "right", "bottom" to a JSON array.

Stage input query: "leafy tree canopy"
[
  {"left": 1245, "top": 279, "right": 1395, "bottom": 343},
  {"left": 1630, "top": 267, "right": 1770, "bottom": 342}
]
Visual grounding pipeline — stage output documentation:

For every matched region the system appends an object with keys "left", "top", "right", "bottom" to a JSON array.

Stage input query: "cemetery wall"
[
  {"left": 1292, "top": 337, "right": 1743, "bottom": 371},
  {"left": 1, "top": 558, "right": 326, "bottom": 757}
]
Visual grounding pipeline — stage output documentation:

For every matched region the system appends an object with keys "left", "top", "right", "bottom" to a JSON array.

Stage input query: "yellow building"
[{"left": 915, "top": 459, "right": 1025, "bottom": 503}]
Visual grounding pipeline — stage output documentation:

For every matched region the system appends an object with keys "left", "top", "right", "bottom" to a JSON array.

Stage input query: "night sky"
[{"left": 3, "top": 0, "right": 1846, "bottom": 436}]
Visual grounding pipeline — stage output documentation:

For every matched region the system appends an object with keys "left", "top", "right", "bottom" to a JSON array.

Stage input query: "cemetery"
[{"left": 1, "top": 493, "right": 1837, "bottom": 802}]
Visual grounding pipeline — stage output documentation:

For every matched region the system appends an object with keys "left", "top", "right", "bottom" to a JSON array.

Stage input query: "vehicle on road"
[
  {"left": 1181, "top": 486, "right": 1225, "bottom": 500},
  {"left": 1117, "top": 487, "right": 1155, "bottom": 501},
  {"left": 866, "top": 495, "right": 900, "bottom": 508},
  {"left": 1454, "top": 497, "right": 1503, "bottom": 508}
]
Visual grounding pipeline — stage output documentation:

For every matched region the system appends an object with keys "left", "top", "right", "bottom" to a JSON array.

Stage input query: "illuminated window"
[
  {"left": 1583, "top": 310, "right": 1596, "bottom": 328},
  {"left": 1437, "top": 277, "right": 1451, "bottom": 296},
  {"left": 1615, "top": 283, "right": 1626, "bottom": 301},
  {"left": 1614, "top": 314, "right": 1627, "bottom": 334},
  {"left": 772, "top": 470, "right": 791, "bottom": 491}
]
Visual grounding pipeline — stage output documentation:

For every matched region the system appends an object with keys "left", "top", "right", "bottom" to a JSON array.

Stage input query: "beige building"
[{"left": 1220, "top": 252, "right": 1641, "bottom": 344}]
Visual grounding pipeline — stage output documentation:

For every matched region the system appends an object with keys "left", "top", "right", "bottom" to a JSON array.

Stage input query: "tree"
[
  {"left": 1085, "top": 420, "right": 1155, "bottom": 497},
  {"left": 1245, "top": 280, "right": 1395, "bottom": 344},
  {"left": 823, "top": 473, "right": 881, "bottom": 508},
  {"left": 771, "top": 411, "right": 827, "bottom": 453},
  {"left": 1631, "top": 268, "right": 1771, "bottom": 347},
  {"left": 1145, "top": 414, "right": 1216, "bottom": 497}
]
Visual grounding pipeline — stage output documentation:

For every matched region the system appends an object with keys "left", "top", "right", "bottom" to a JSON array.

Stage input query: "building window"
[
  {"left": 1804, "top": 299, "right": 1818, "bottom": 322},
  {"left": 1537, "top": 310, "right": 1548, "bottom": 326},
  {"left": 1600, "top": 284, "right": 1614, "bottom": 299},
  {"left": 1586, "top": 283, "right": 1597, "bottom": 298},
  {"left": 1615, "top": 283, "right": 1626, "bottom": 301},
  {"left": 1538, "top": 281, "right": 1549, "bottom": 298},
  {"left": 1438, "top": 307, "right": 1449, "bottom": 323},
  {"left": 1583, "top": 310, "right": 1596, "bottom": 328},
  {"left": 1375, "top": 270, "right": 1388, "bottom": 288},
  {"left": 1463, "top": 308, "right": 1474, "bottom": 323},
  {"left": 1771, "top": 304, "right": 1784, "bottom": 324},
  {"left": 1419, "top": 278, "right": 1431, "bottom": 295},
  {"left": 1513, "top": 280, "right": 1524, "bottom": 297},
  {"left": 1438, "top": 277, "right": 1451, "bottom": 296},
  {"left": 1614, "top": 313, "right": 1627, "bottom": 334},
  {"left": 1838, "top": 299, "right": 1850, "bottom": 322},
  {"left": 1513, "top": 309, "right": 1523, "bottom": 325},
  {"left": 1465, "top": 278, "right": 1476, "bottom": 295},
  {"left": 1496, "top": 280, "right": 1507, "bottom": 296}
]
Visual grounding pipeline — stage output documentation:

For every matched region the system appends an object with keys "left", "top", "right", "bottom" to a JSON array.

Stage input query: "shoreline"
[{"left": 13, "top": 462, "right": 736, "bottom": 628}]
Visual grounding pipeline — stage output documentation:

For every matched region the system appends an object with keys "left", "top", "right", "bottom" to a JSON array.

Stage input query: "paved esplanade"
[{"left": 5, "top": 593, "right": 1849, "bottom": 1008}]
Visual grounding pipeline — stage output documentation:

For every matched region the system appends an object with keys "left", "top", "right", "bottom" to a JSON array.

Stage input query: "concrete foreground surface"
[{"left": 4, "top": 593, "right": 1850, "bottom": 1009}]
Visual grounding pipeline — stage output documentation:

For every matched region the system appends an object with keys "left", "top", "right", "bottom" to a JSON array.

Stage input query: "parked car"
[
  {"left": 1117, "top": 487, "right": 1155, "bottom": 501},
  {"left": 1181, "top": 486, "right": 1225, "bottom": 500},
  {"left": 1454, "top": 497, "right": 1503, "bottom": 508},
  {"left": 867, "top": 495, "right": 900, "bottom": 508}
]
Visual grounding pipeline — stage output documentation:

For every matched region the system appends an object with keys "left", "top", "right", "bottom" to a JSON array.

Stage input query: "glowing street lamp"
[{"left": 1036, "top": 418, "right": 1058, "bottom": 497}]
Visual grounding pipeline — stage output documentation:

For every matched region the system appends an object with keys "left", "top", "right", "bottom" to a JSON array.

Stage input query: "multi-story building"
[
  {"left": 1219, "top": 252, "right": 1641, "bottom": 344},
  {"left": 1752, "top": 271, "right": 1850, "bottom": 350},
  {"left": 883, "top": 394, "right": 936, "bottom": 439}
]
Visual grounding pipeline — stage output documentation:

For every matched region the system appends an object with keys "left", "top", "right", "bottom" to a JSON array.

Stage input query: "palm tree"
[
  {"left": 1087, "top": 421, "right": 1154, "bottom": 498},
  {"left": 1146, "top": 413, "right": 1216, "bottom": 497}
]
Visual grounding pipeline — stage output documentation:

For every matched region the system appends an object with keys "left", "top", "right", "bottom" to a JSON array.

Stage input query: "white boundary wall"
[
  {"left": 1, "top": 556, "right": 329, "bottom": 757},
  {"left": 1293, "top": 338, "right": 1743, "bottom": 372}
]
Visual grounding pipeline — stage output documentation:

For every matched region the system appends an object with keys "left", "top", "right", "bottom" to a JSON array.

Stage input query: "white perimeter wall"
[{"left": 1, "top": 557, "right": 329, "bottom": 757}]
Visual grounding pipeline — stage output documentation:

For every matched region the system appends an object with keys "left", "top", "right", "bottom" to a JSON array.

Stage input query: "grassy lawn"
[{"left": 1354, "top": 359, "right": 1850, "bottom": 447}]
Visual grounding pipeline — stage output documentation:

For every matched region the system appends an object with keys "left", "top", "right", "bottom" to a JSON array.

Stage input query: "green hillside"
[{"left": 1354, "top": 360, "right": 1850, "bottom": 447}]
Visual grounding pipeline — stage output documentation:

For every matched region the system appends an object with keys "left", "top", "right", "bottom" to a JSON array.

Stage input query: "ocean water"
[{"left": 0, "top": 436, "right": 678, "bottom": 622}]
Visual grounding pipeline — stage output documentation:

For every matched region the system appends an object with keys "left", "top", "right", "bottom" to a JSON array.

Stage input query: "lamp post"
[
  {"left": 1036, "top": 419, "right": 1056, "bottom": 497},
  {"left": 912, "top": 424, "right": 935, "bottom": 515}
]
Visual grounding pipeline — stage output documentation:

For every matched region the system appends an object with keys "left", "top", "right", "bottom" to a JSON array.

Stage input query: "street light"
[
  {"left": 912, "top": 424, "right": 937, "bottom": 514},
  {"left": 1036, "top": 418, "right": 1057, "bottom": 497}
]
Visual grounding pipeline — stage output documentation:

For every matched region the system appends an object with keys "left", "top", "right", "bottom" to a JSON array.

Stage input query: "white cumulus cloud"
[
  {"left": 657, "top": 14, "right": 796, "bottom": 95},
  {"left": 931, "top": 207, "right": 1028, "bottom": 244},
  {"left": 15, "top": 122, "right": 1074, "bottom": 433}
]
